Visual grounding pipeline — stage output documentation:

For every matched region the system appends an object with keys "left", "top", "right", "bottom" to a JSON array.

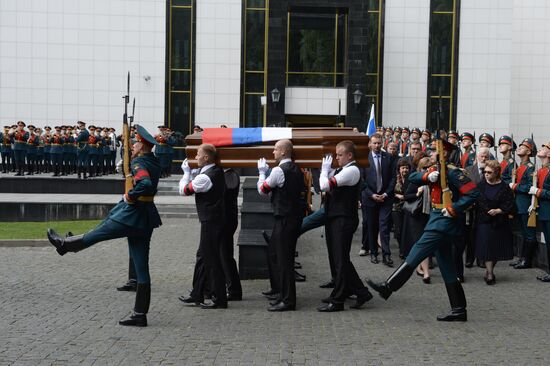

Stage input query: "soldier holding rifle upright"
[
  {"left": 532, "top": 142, "right": 550, "bottom": 282},
  {"left": 368, "top": 136, "right": 480, "bottom": 322}
]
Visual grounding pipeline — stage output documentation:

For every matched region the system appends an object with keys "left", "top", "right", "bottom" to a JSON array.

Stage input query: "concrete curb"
[{"left": 0, "top": 239, "right": 50, "bottom": 247}]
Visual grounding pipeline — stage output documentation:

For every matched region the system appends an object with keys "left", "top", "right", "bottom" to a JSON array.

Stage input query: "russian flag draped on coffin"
[{"left": 201, "top": 127, "right": 292, "bottom": 147}]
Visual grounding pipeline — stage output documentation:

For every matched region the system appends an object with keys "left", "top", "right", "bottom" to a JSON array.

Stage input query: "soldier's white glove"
[
  {"left": 321, "top": 155, "right": 333, "bottom": 173},
  {"left": 528, "top": 204, "right": 535, "bottom": 214},
  {"left": 441, "top": 208, "right": 452, "bottom": 218},
  {"left": 122, "top": 194, "right": 130, "bottom": 203},
  {"left": 428, "top": 171, "right": 440, "bottom": 182},
  {"left": 257, "top": 158, "right": 269, "bottom": 175},
  {"left": 509, "top": 183, "right": 514, "bottom": 189},
  {"left": 181, "top": 158, "right": 191, "bottom": 175},
  {"left": 115, "top": 160, "right": 123, "bottom": 173},
  {"left": 528, "top": 186, "right": 538, "bottom": 195}
]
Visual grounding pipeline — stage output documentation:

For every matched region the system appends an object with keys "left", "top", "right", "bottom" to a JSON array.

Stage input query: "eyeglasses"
[{"left": 483, "top": 170, "right": 494, "bottom": 174}]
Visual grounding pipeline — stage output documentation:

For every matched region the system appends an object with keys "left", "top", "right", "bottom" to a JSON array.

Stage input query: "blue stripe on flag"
[{"left": 232, "top": 128, "right": 263, "bottom": 145}]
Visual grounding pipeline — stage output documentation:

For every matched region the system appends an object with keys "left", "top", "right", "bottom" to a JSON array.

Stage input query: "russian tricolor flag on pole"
[
  {"left": 366, "top": 104, "right": 376, "bottom": 136},
  {"left": 201, "top": 127, "right": 293, "bottom": 147}
]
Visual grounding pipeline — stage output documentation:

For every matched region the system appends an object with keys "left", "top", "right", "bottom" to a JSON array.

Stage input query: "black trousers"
[
  {"left": 190, "top": 222, "right": 227, "bottom": 304},
  {"left": 464, "top": 211, "right": 476, "bottom": 263},
  {"left": 327, "top": 216, "right": 370, "bottom": 303},
  {"left": 270, "top": 215, "right": 302, "bottom": 306},
  {"left": 364, "top": 199, "right": 393, "bottom": 256},
  {"left": 220, "top": 220, "right": 242, "bottom": 296}
]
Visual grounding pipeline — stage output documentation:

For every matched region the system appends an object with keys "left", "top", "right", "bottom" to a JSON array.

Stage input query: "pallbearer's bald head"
[{"left": 273, "top": 139, "right": 293, "bottom": 163}]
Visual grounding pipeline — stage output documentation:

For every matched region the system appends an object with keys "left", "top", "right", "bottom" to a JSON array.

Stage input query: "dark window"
[{"left": 286, "top": 10, "right": 347, "bottom": 87}]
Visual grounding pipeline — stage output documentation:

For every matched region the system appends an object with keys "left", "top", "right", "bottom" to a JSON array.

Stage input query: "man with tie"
[{"left": 361, "top": 133, "right": 397, "bottom": 266}]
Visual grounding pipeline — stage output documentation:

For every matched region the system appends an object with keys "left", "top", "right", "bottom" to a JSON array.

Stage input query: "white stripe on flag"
[{"left": 261, "top": 127, "right": 292, "bottom": 142}]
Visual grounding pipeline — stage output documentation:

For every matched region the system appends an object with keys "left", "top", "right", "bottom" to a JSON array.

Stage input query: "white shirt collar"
[
  {"left": 343, "top": 160, "right": 356, "bottom": 168},
  {"left": 200, "top": 163, "right": 215, "bottom": 173},
  {"left": 278, "top": 158, "right": 292, "bottom": 166}
]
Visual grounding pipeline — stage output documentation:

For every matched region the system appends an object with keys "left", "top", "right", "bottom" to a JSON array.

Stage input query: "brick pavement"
[{"left": 1, "top": 218, "right": 549, "bottom": 365}]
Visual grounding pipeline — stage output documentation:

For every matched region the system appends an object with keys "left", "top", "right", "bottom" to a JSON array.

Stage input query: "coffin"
[{"left": 184, "top": 127, "right": 370, "bottom": 168}]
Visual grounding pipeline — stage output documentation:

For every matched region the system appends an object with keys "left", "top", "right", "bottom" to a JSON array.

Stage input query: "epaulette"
[{"left": 527, "top": 162, "right": 533, "bottom": 168}]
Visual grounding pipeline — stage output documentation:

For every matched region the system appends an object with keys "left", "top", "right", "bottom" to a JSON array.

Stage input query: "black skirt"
[
  {"left": 475, "top": 221, "right": 514, "bottom": 262},
  {"left": 401, "top": 211, "right": 429, "bottom": 257}
]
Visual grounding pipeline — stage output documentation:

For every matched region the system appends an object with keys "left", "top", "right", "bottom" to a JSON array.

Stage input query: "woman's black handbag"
[{"left": 403, "top": 196, "right": 422, "bottom": 215}]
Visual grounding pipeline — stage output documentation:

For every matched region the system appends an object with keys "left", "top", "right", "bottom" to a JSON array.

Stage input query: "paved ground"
[{"left": 1, "top": 218, "right": 549, "bottom": 365}]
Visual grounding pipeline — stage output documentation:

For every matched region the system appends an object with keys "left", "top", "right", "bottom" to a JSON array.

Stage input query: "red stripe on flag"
[{"left": 202, "top": 128, "right": 233, "bottom": 147}]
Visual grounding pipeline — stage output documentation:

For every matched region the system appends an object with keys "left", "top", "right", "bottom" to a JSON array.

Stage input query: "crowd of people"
[
  {"left": 44, "top": 123, "right": 550, "bottom": 327},
  {"left": 0, "top": 121, "right": 180, "bottom": 179}
]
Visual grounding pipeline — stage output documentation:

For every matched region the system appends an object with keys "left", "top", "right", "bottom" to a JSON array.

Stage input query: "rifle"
[
  {"left": 122, "top": 72, "right": 133, "bottom": 194},
  {"left": 527, "top": 159, "right": 538, "bottom": 227},
  {"left": 435, "top": 89, "right": 452, "bottom": 207},
  {"left": 493, "top": 131, "right": 497, "bottom": 158},
  {"left": 511, "top": 133, "right": 517, "bottom": 184}
]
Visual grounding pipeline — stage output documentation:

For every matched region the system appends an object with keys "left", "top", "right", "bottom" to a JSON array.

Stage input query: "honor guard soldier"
[
  {"left": 479, "top": 133, "right": 496, "bottom": 160},
  {"left": 11, "top": 121, "right": 29, "bottom": 176},
  {"left": 498, "top": 135, "right": 516, "bottom": 184},
  {"left": 76, "top": 121, "right": 89, "bottom": 179},
  {"left": 63, "top": 126, "right": 76, "bottom": 175},
  {"left": 35, "top": 128, "right": 45, "bottom": 173},
  {"left": 392, "top": 127, "right": 402, "bottom": 144},
  {"left": 154, "top": 126, "right": 170, "bottom": 178},
  {"left": 26, "top": 125, "right": 38, "bottom": 175},
  {"left": 399, "top": 127, "right": 410, "bottom": 157},
  {"left": 368, "top": 138, "right": 480, "bottom": 322},
  {"left": 257, "top": 140, "right": 305, "bottom": 311},
  {"left": 166, "top": 128, "right": 176, "bottom": 177},
  {"left": 43, "top": 126, "right": 52, "bottom": 173},
  {"left": 1, "top": 126, "right": 13, "bottom": 173},
  {"left": 108, "top": 128, "right": 118, "bottom": 174},
  {"left": 87, "top": 125, "right": 99, "bottom": 177},
  {"left": 447, "top": 130, "right": 461, "bottom": 167},
  {"left": 383, "top": 127, "right": 393, "bottom": 150},
  {"left": 47, "top": 125, "right": 162, "bottom": 327},
  {"left": 178, "top": 144, "right": 229, "bottom": 309},
  {"left": 317, "top": 141, "right": 373, "bottom": 312},
  {"left": 50, "top": 126, "right": 64, "bottom": 176},
  {"left": 532, "top": 142, "right": 550, "bottom": 281},
  {"left": 510, "top": 138, "right": 537, "bottom": 269},
  {"left": 410, "top": 128, "right": 421, "bottom": 145},
  {"left": 421, "top": 129, "right": 432, "bottom": 152},
  {"left": 459, "top": 132, "right": 476, "bottom": 168}
]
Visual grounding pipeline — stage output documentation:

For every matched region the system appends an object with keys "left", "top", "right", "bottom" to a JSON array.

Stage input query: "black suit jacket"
[
  {"left": 465, "top": 164, "right": 483, "bottom": 185},
  {"left": 361, "top": 151, "right": 397, "bottom": 206}
]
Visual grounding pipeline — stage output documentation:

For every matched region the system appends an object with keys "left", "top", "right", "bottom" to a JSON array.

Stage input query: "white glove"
[
  {"left": 528, "top": 186, "right": 538, "bottom": 195},
  {"left": 115, "top": 160, "right": 123, "bottom": 173},
  {"left": 441, "top": 208, "right": 452, "bottom": 218},
  {"left": 257, "top": 158, "right": 269, "bottom": 175},
  {"left": 181, "top": 158, "right": 191, "bottom": 175},
  {"left": 428, "top": 171, "right": 440, "bottom": 182},
  {"left": 122, "top": 194, "right": 129, "bottom": 203},
  {"left": 528, "top": 204, "right": 535, "bottom": 214},
  {"left": 509, "top": 183, "right": 514, "bottom": 189},
  {"left": 321, "top": 155, "right": 333, "bottom": 172}
]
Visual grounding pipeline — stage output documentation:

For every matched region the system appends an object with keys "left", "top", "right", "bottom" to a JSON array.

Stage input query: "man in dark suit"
[{"left": 361, "top": 133, "right": 397, "bottom": 266}]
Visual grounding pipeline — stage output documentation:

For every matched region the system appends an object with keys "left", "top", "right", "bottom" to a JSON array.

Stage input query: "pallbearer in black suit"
[
  {"left": 317, "top": 141, "right": 373, "bottom": 312},
  {"left": 221, "top": 167, "right": 243, "bottom": 300},
  {"left": 179, "top": 144, "right": 228, "bottom": 309},
  {"left": 257, "top": 140, "right": 304, "bottom": 312}
]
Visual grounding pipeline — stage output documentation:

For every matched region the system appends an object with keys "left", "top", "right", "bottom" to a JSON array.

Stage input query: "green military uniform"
[
  {"left": 47, "top": 125, "right": 161, "bottom": 327},
  {"left": 76, "top": 123, "right": 89, "bottom": 178},
  {"left": 12, "top": 123, "right": 29, "bottom": 176},
  {"left": 534, "top": 161, "right": 550, "bottom": 281},
  {"left": 368, "top": 140, "right": 480, "bottom": 322},
  {"left": 1, "top": 127, "right": 14, "bottom": 173}
]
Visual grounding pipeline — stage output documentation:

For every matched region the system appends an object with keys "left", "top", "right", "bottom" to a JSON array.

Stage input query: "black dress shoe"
[
  {"left": 261, "top": 289, "right": 278, "bottom": 296},
  {"left": 269, "top": 299, "right": 280, "bottom": 306},
  {"left": 422, "top": 277, "right": 431, "bottom": 284},
  {"left": 317, "top": 302, "right": 344, "bottom": 312},
  {"left": 464, "top": 261, "right": 473, "bottom": 268},
  {"left": 294, "top": 261, "right": 302, "bottom": 269},
  {"left": 261, "top": 230, "right": 271, "bottom": 244},
  {"left": 117, "top": 281, "right": 137, "bottom": 292},
  {"left": 119, "top": 313, "right": 147, "bottom": 327},
  {"left": 265, "top": 293, "right": 280, "bottom": 301},
  {"left": 319, "top": 280, "right": 335, "bottom": 288},
  {"left": 457, "top": 274, "right": 464, "bottom": 283},
  {"left": 436, "top": 308, "right": 467, "bottom": 322},
  {"left": 382, "top": 255, "right": 394, "bottom": 267},
  {"left": 268, "top": 302, "right": 295, "bottom": 312},
  {"left": 295, "top": 270, "right": 306, "bottom": 282},
  {"left": 200, "top": 301, "right": 227, "bottom": 309},
  {"left": 349, "top": 292, "right": 373, "bottom": 309},
  {"left": 509, "top": 258, "right": 521, "bottom": 266},
  {"left": 321, "top": 297, "right": 332, "bottom": 304},
  {"left": 370, "top": 255, "right": 379, "bottom": 264},
  {"left": 485, "top": 275, "right": 495, "bottom": 285},
  {"left": 227, "top": 293, "right": 242, "bottom": 301},
  {"left": 178, "top": 295, "right": 200, "bottom": 305}
]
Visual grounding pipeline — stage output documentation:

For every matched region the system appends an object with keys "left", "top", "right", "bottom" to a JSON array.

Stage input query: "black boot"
[
  {"left": 14, "top": 162, "right": 22, "bottom": 176},
  {"left": 515, "top": 240, "right": 536, "bottom": 269},
  {"left": 1, "top": 162, "right": 6, "bottom": 173},
  {"left": 537, "top": 244, "right": 550, "bottom": 281},
  {"left": 366, "top": 262, "right": 415, "bottom": 300},
  {"left": 77, "top": 166, "right": 81, "bottom": 179},
  {"left": 46, "top": 229, "right": 86, "bottom": 256},
  {"left": 437, "top": 281, "right": 467, "bottom": 322},
  {"left": 119, "top": 283, "right": 150, "bottom": 327}
]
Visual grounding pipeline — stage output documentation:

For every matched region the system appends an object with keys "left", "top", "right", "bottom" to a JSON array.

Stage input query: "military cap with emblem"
[
  {"left": 448, "top": 130, "right": 459, "bottom": 139},
  {"left": 422, "top": 129, "right": 432, "bottom": 137},
  {"left": 17, "top": 121, "right": 26, "bottom": 127},
  {"left": 77, "top": 120, "right": 86, "bottom": 126},
  {"left": 44, "top": 126, "right": 51, "bottom": 130},
  {"left": 394, "top": 126, "right": 402, "bottom": 132},
  {"left": 499, "top": 135, "right": 517, "bottom": 150},
  {"left": 542, "top": 141, "right": 550, "bottom": 150},
  {"left": 460, "top": 132, "right": 474, "bottom": 142},
  {"left": 479, "top": 133, "right": 494, "bottom": 147},
  {"left": 411, "top": 128, "right": 421, "bottom": 135},
  {"left": 134, "top": 125, "right": 157, "bottom": 147},
  {"left": 520, "top": 138, "right": 537, "bottom": 157}
]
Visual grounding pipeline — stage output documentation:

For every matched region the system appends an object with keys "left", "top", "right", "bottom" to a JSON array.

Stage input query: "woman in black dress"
[
  {"left": 475, "top": 160, "right": 515, "bottom": 285},
  {"left": 401, "top": 157, "right": 431, "bottom": 283},
  {"left": 392, "top": 158, "right": 411, "bottom": 259}
]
